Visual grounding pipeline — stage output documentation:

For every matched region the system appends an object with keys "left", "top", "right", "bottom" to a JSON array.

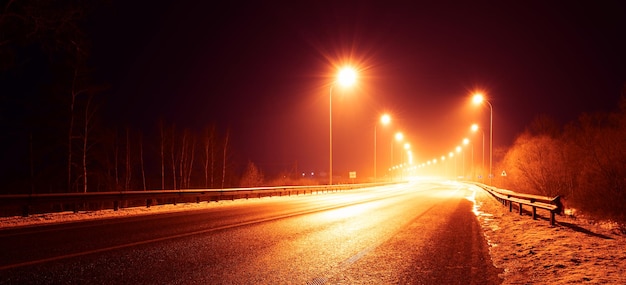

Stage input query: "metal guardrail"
[
  {"left": 0, "top": 182, "right": 399, "bottom": 217},
  {"left": 471, "top": 182, "right": 563, "bottom": 225}
]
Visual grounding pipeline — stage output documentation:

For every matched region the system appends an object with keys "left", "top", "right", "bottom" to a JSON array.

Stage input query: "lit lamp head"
[
  {"left": 471, "top": 124, "right": 479, "bottom": 132},
  {"left": 337, "top": 67, "right": 357, "bottom": 87},
  {"left": 395, "top": 132, "right": 404, "bottom": 141},
  {"left": 472, "top": 93, "right": 484, "bottom": 105},
  {"left": 380, "top": 114, "right": 391, "bottom": 125}
]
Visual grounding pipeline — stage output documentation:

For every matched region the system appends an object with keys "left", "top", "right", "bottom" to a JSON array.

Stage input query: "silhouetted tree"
[
  {"left": 202, "top": 125, "right": 217, "bottom": 188},
  {"left": 221, "top": 130, "right": 230, "bottom": 189},
  {"left": 1, "top": 0, "right": 106, "bottom": 194},
  {"left": 240, "top": 161, "right": 264, "bottom": 187}
]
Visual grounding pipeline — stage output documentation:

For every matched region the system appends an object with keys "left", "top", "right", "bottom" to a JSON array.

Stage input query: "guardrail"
[
  {"left": 0, "top": 182, "right": 400, "bottom": 217},
  {"left": 471, "top": 182, "right": 563, "bottom": 225}
]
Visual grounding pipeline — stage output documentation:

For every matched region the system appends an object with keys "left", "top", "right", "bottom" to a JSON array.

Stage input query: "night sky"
[{"left": 90, "top": 1, "right": 624, "bottom": 178}]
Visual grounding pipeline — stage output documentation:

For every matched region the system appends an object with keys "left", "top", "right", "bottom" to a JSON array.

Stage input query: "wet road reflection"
[{"left": 0, "top": 179, "right": 502, "bottom": 284}]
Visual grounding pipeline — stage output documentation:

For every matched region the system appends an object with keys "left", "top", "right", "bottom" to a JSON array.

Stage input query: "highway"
[{"left": 0, "top": 180, "right": 502, "bottom": 284}]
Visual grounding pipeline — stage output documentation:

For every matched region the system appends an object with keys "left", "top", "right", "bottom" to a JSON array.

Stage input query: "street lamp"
[
  {"left": 463, "top": 138, "right": 466, "bottom": 178},
  {"left": 441, "top": 155, "right": 446, "bottom": 177},
  {"left": 473, "top": 93, "right": 493, "bottom": 184},
  {"left": 471, "top": 123, "right": 485, "bottom": 181},
  {"left": 329, "top": 67, "right": 357, "bottom": 185},
  {"left": 391, "top": 132, "right": 403, "bottom": 180},
  {"left": 455, "top": 146, "right": 461, "bottom": 178},
  {"left": 448, "top": 152, "right": 454, "bottom": 178},
  {"left": 374, "top": 114, "right": 391, "bottom": 181},
  {"left": 404, "top": 143, "right": 411, "bottom": 165}
]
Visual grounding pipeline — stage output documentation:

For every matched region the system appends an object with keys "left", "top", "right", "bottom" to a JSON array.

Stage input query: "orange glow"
[
  {"left": 463, "top": 138, "right": 469, "bottom": 145},
  {"left": 380, "top": 114, "right": 391, "bottom": 125},
  {"left": 337, "top": 67, "right": 357, "bottom": 87},
  {"left": 395, "top": 132, "right": 404, "bottom": 141},
  {"left": 471, "top": 123, "right": 479, "bottom": 132},
  {"left": 456, "top": 146, "right": 461, "bottom": 153},
  {"left": 472, "top": 93, "right": 485, "bottom": 105},
  {"left": 404, "top": 143, "right": 410, "bottom": 150}
]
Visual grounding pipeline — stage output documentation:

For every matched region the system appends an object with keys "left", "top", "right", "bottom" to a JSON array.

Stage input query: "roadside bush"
[{"left": 499, "top": 96, "right": 626, "bottom": 224}]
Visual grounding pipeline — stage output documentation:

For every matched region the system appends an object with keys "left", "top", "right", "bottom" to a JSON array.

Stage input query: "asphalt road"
[{"left": 0, "top": 180, "right": 502, "bottom": 284}]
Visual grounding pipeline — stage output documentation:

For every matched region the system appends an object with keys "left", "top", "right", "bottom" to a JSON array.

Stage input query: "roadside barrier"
[
  {"left": 471, "top": 182, "right": 563, "bottom": 225},
  {"left": 0, "top": 182, "right": 401, "bottom": 217}
]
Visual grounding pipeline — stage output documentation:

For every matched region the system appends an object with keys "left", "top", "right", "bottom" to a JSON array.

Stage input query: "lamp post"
[
  {"left": 448, "top": 152, "right": 454, "bottom": 179},
  {"left": 391, "top": 132, "right": 403, "bottom": 180},
  {"left": 471, "top": 124, "right": 485, "bottom": 181},
  {"left": 473, "top": 93, "right": 493, "bottom": 184},
  {"left": 441, "top": 156, "right": 446, "bottom": 177},
  {"left": 374, "top": 114, "right": 391, "bottom": 181},
  {"left": 455, "top": 146, "right": 461, "bottom": 179},
  {"left": 329, "top": 67, "right": 357, "bottom": 185},
  {"left": 463, "top": 138, "right": 470, "bottom": 179},
  {"left": 403, "top": 143, "right": 411, "bottom": 180}
]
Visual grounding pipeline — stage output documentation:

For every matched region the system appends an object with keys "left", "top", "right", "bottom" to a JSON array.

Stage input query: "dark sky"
[{"left": 90, "top": 1, "right": 625, "bottom": 178}]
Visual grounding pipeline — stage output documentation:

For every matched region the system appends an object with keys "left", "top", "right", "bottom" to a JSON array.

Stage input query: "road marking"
[
  {"left": 305, "top": 187, "right": 458, "bottom": 284},
  {"left": 0, "top": 194, "right": 407, "bottom": 271}
]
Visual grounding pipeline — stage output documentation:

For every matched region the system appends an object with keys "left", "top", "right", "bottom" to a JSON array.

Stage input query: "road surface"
[{"left": 0, "top": 180, "right": 502, "bottom": 284}]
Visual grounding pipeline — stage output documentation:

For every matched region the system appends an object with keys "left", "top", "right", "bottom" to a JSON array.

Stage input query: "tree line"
[
  {"left": 496, "top": 94, "right": 626, "bottom": 223},
  {"left": 0, "top": 1, "right": 245, "bottom": 194}
]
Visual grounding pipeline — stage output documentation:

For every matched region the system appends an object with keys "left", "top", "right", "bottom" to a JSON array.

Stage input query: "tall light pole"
[
  {"left": 455, "top": 146, "right": 461, "bottom": 179},
  {"left": 329, "top": 67, "right": 357, "bottom": 185},
  {"left": 473, "top": 93, "right": 493, "bottom": 184},
  {"left": 448, "top": 152, "right": 454, "bottom": 179},
  {"left": 391, "top": 132, "right": 403, "bottom": 180},
  {"left": 403, "top": 142, "right": 411, "bottom": 180},
  {"left": 471, "top": 123, "right": 485, "bottom": 181},
  {"left": 374, "top": 114, "right": 391, "bottom": 181},
  {"left": 463, "top": 138, "right": 470, "bottom": 179}
]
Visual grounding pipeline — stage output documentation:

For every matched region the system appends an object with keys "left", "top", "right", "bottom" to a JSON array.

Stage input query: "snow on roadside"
[
  {"left": 469, "top": 185, "right": 626, "bottom": 284},
  {"left": 0, "top": 195, "right": 295, "bottom": 229}
]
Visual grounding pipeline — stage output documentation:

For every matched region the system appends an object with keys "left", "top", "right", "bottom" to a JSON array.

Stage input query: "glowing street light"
[
  {"left": 395, "top": 132, "right": 404, "bottom": 141},
  {"left": 471, "top": 123, "right": 485, "bottom": 181},
  {"left": 329, "top": 66, "right": 357, "bottom": 185},
  {"left": 462, "top": 138, "right": 471, "bottom": 178},
  {"left": 455, "top": 145, "right": 462, "bottom": 178},
  {"left": 472, "top": 92, "right": 493, "bottom": 184},
  {"left": 338, "top": 67, "right": 357, "bottom": 86},
  {"left": 374, "top": 114, "right": 391, "bottom": 181},
  {"left": 390, "top": 132, "right": 404, "bottom": 179}
]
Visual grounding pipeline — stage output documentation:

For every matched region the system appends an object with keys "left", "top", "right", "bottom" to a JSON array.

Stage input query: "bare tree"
[
  {"left": 1, "top": 0, "right": 104, "bottom": 194},
  {"left": 170, "top": 124, "right": 177, "bottom": 190},
  {"left": 114, "top": 128, "right": 119, "bottom": 189},
  {"left": 185, "top": 131, "right": 196, "bottom": 188},
  {"left": 80, "top": 94, "right": 97, "bottom": 193},
  {"left": 202, "top": 126, "right": 216, "bottom": 188},
  {"left": 139, "top": 133, "right": 146, "bottom": 191},
  {"left": 221, "top": 130, "right": 230, "bottom": 189},
  {"left": 160, "top": 120, "right": 165, "bottom": 189},
  {"left": 125, "top": 127, "right": 131, "bottom": 190}
]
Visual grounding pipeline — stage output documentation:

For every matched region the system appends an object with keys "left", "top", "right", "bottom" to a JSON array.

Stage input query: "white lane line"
[
  {"left": 305, "top": 185, "right": 464, "bottom": 284},
  {"left": 1, "top": 195, "right": 399, "bottom": 271}
]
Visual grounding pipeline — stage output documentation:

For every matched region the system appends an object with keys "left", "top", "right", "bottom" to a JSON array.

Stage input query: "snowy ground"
[
  {"left": 469, "top": 185, "right": 626, "bottom": 284},
  {"left": 1, "top": 185, "right": 625, "bottom": 284}
]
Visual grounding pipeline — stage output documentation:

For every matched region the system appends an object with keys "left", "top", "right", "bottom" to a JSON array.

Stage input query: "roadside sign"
[{"left": 349, "top": 171, "right": 356, "bottom": 179}]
